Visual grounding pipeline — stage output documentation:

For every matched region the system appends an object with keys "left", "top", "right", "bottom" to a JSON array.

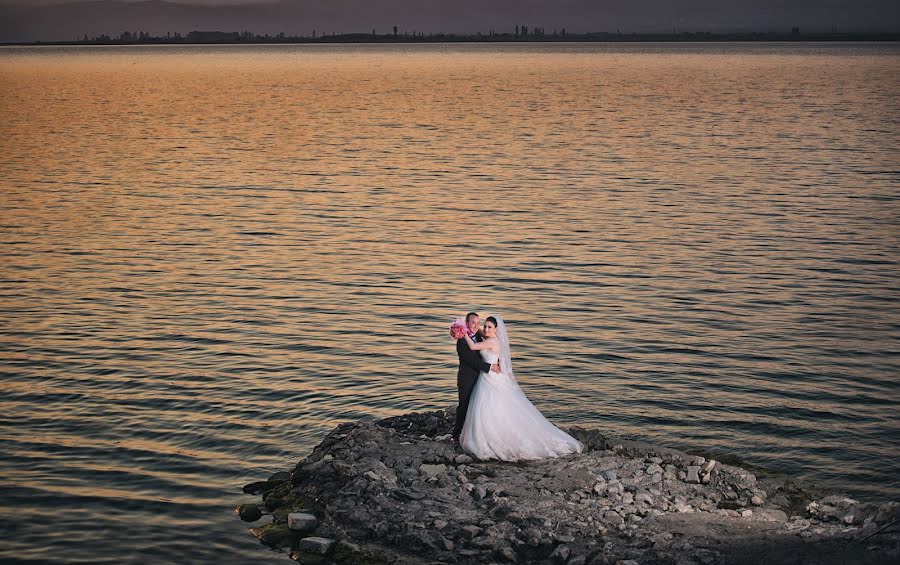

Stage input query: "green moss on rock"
[{"left": 250, "top": 523, "right": 296, "bottom": 549}]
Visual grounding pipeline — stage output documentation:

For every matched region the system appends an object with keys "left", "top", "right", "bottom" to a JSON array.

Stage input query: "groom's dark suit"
[{"left": 454, "top": 332, "right": 492, "bottom": 441}]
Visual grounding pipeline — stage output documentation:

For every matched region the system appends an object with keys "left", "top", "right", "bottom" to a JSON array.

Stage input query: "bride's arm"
[
  {"left": 457, "top": 338, "right": 494, "bottom": 373},
  {"left": 463, "top": 334, "right": 492, "bottom": 351}
]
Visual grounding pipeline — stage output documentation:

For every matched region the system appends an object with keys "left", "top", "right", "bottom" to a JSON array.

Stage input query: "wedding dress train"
[{"left": 459, "top": 346, "right": 583, "bottom": 461}]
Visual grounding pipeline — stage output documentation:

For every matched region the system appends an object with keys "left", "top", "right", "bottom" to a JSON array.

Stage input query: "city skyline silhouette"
[{"left": 2, "top": 0, "right": 899, "bottom": 43}]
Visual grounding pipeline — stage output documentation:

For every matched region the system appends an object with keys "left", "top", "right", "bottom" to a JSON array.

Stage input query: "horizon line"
[{"left": 5, "top": 28, "right": 900, "bottom": 46}]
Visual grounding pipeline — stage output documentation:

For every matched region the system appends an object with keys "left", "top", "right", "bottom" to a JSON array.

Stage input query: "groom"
[{"left": 454, "top": 312, "right": 501, "bottom": 443}]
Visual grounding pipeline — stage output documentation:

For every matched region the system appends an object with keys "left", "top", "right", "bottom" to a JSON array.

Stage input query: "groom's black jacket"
[
  {"left": 454, "top": 333, "right": 492, "bottom": 438},
  {"left": 456, "top": 335, "right": 492, "bottom": 382}
]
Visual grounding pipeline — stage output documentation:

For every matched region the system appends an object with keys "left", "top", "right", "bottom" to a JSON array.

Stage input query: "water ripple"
[{"left": 0, "top": 42, "right": 898, "bottom": 564}]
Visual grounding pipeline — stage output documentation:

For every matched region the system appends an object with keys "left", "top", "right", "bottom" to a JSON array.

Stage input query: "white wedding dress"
[{"left": 459, "top": 317, "right": 583, "bottom": 461}]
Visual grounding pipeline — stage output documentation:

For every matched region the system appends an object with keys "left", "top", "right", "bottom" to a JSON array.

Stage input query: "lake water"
[{"left": 0, "top": 42, "right": 898, "bottom": 563}]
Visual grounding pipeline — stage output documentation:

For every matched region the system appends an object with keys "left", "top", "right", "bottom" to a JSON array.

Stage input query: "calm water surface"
[{"left": 1, "top": 43, "right": 898, "bottom": 563}]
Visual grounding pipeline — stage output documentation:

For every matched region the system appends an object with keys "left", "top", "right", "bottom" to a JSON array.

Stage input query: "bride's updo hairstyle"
[{"left": 485, "top": 316, "right": 498, "bottom": 327}]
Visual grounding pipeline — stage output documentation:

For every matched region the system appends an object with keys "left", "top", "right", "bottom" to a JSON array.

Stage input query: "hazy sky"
[{"left": 1, "top": 0, "right": 898, "bottom": 42}]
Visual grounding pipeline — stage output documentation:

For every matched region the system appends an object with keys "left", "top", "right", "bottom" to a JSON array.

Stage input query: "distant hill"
[{"left": 1, "top": 0, "right": 898, "bottom": 43}]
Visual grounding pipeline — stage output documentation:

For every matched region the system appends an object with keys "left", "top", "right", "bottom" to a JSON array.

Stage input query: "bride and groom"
[{"left": 453, "top": 312, "right": 583, "bottom": 461}]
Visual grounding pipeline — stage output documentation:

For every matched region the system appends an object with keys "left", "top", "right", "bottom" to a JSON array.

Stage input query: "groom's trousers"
[{"left": 455, "top": 372, "right": 477, "bottom": 439}]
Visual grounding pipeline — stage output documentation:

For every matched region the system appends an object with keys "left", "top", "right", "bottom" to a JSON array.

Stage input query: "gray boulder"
[
  {"left": 287, "top": 512, "right": 318, "bottom": 532},
  {"left": 298, "top": 536, "right": 335, "bottom": 555}
]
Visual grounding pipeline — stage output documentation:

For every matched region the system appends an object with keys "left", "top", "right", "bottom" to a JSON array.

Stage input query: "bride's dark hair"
[{"left": 485, "top": 316, "right": 498, "bottom": 327}]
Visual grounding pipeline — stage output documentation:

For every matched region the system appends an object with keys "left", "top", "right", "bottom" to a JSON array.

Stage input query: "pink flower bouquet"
[{"left": 449, "top": 319, "right": 468, "bottom": 340}]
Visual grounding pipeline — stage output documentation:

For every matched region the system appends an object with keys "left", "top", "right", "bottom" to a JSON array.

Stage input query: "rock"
[
  {"left": 298, "top": 536, "right": 335, "bottom": 555},
  {"left": 242, "top": 479, "right": 284, "bottom": 495},
  {"left": 287, "top": 512, "right": 318, "bottom": 532},
  {"left": 786, "top": 518, "right": 811, "bottom": 531},
  {"left": 474, "top": 535, "right": 502, "bottom": 551},
  {"left": 522, "top": 526, "right": 543, "bottom": 546},
  {"left": 239, "top": 408, "right": 900, "bottom": 565},
  {"left": 694, "top": 548, "right": 718, "bottom": 564},
  {"left": 646, "top": 464, "right": 663, "bottom": 475},
  {"left": 734, "top": 472, "right": 757, "bottom": 489},
  {"left": 809, "top": 495, "right": 862, "bottom": 524},
  {"left": 333, "top": 539, "right": 361, "bottom": 560},
  {"left": 420, "top": 463, "right": 447, "bottom": 477},
  {"left": 625, "top": 548, "right": 645, "bottom": 560},
  {"left": 460, "top": 525, "right": 483, "bottom": 539},
  {"left": 685, "top": 466, "right": 701, "bottom": 484},
  {"left": 874, "top": 501, "right": 900, "bottom": 524},
  {"left": 506, "top": 512, "right": 526, "bottom": 525},
  {"left": 757, "top": 509, "right": 788, "bottom": 522},
  {"left": 605, "top": 512, "right": 625, "bottom": 527},
  {"left": 550, "top": 544, "right": 571, "bottom": 562},
  {"left": 236, "top": 504, "right": 262, "bottom": 522},
  {"left": 393, "top": 487, "right": 426, "bottom": 500},
  {"left": 250, "top": 523, "right": 294, "bottom": 548},
  {"left": 529, "top": 514, "right": 552, "bottom": 527},
  {"left": 496, "top": 546, "right": 516, "bottom": 561},
  {"left": 632, "top": 470, "right": 646, "bottom": 484},
  {"left": 262, "top": 493, "right": 283, "bottom": 512}
]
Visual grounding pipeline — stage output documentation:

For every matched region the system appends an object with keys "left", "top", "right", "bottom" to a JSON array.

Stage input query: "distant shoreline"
[{"left": 3, "top": 30, "right": 900, "bottom": 47}]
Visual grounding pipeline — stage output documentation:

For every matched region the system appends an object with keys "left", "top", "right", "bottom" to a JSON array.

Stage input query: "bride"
[{"left": 459, "top": 315, "right": 583, "bottom": 461}]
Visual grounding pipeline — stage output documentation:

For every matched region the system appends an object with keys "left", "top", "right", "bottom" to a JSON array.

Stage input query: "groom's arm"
[{"left": 457, "top": 339, "right": 492, "bottom": 373}]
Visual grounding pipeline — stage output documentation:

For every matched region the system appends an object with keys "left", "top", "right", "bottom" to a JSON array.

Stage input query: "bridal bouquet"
[{"left": 449, "top": 318, "right": 468, "bottom": 340}]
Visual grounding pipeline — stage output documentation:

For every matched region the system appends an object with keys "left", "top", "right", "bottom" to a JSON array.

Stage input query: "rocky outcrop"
[{"left": 238, "top": 408, "right": 899, "bottom": 564}]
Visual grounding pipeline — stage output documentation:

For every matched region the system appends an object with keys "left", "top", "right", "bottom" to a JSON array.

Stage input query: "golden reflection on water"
[{"left": 0, "top": 43, "right": 898, "bottom": 562}]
